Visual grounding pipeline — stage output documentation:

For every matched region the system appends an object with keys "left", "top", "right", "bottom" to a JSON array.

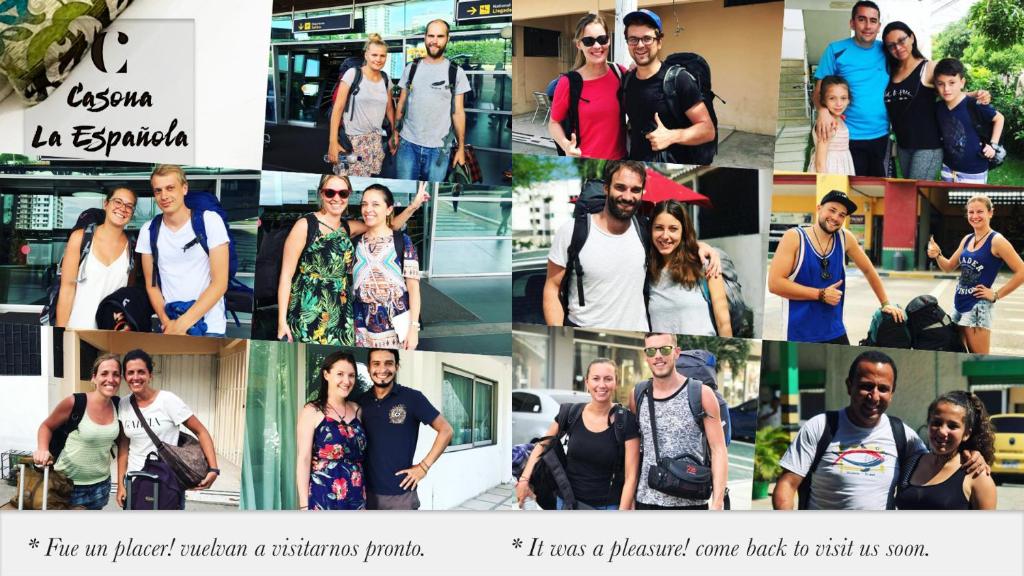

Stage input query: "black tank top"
[
  {"left": 884, "top": 60, "right": 942, "bottom": 149},
  {"left": 894, "top": 454, "right": 970, "bottom": 510}
]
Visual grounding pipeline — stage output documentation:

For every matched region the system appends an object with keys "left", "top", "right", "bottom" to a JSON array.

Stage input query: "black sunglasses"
[
  {"left": 321, "top": 187, "right": 351, "bottom": 199},
  {"left": 580, "top": 35, "right": 609, "bottom": 47},
  {"left": 819, "top": 256, "right": 831, "bottom": 281}
]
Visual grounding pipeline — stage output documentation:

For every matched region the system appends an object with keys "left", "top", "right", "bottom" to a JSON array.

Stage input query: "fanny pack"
[{"left": 644, "top": 381, "right": 713, "bottom": 500}]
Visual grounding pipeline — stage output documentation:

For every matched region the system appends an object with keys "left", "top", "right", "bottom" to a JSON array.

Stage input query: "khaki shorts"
[{"left": 367, "top": 490, "right": 420, "bottom": 510}]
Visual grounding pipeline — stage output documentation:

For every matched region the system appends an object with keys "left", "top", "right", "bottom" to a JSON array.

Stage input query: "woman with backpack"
[
  {"left": 515, "top": 358, "right": 640, "bottom": 510},
  {"left": 327, "top": 34, "right": 395, "bottom": 177},
  {"left": 648, "top": 201, "right": 731, "bottom": 336},
  {"left": 276, "top": 176, "right": 428, "bottom": 345},
  {"left": 927, "top": 193, "right": 1024, "bottom": 354},
  {"left": 32, "top": 354, "right": 124, "bottom": 510},
  {"left": 547, "top": 13, "right": 627, "bottom": 160},
  {"left": 353, "top": 184, "right": 421, "bottom": 350},
  {"left": 56, "top": 187, "right": 137, "bottom": 329}
]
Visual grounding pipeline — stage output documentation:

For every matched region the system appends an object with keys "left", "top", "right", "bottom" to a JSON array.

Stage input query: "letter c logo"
[{"left": 91, "top": 31, "right": 129, "bottom": 74}]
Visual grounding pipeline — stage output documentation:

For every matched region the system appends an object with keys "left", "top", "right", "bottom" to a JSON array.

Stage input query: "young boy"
[{"left": 934, "top": 58, "right": 1005, "bottom": 184}]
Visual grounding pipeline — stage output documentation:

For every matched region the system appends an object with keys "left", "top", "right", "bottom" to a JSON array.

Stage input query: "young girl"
[{"left": 810, "top": 76, "right": 856, "bottom": 175}]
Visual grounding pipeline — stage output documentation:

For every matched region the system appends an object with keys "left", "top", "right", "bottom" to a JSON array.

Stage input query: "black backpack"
[
  {"left": 39, "top": 208, "right": 136, "bottom": 326},
  {"left": 557, "top": 179, "right": 650, "bottom": 327},
  {"left": 555, "top": 64, "right": 624, "bottom": 157},
  {"left": 905, "top": 295, "right": 964, "bottom": 352},
  {"left": 49, "top": 393, "right": 120, "bottom": 462},
  {"left": 859, "top": 306, "right": 911, "bottom": 349},
  {"left": 95, "top": 286, "right": 155, "bottom": 332},
  {"left": 797, "top": 410, "right": 910, "bottom": 510},
  {"left": 253, "top": 214, "right": 350, "bottom": 302},
  {"left": 624, "top": 53, "right": 721, "bottom": 165},
  {"left": 528, "top": 402, "right": 627, "bottom": 510},
  {"left": 694, "top": 249, "right": 753, "bottom": 338},
  {"left": 333, "top": 57, "right": 391, "bottom": 141},
  {"left": 965, "top": 97, "right": 1004, "bottom": 168},
  {"left": 397, "top": 58, "right": 461, "bottom": 134}
]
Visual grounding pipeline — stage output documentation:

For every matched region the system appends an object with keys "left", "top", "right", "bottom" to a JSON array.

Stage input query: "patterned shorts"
[
  {"left": 953, "top": 299, "right": 993, "bottom": 329},
  {"left": 337, "top": 133, "right": 385, "bottom": 177}
]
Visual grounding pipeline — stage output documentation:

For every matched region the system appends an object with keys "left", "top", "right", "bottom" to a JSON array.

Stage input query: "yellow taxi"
[{"left": 991, "top": 414, "right": 1024, "bottom": 483}]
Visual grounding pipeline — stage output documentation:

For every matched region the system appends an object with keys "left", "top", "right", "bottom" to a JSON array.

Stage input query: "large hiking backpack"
[
  {"left": 695, "top": 249, "right": 752, "bottom": 338},
  {"left": 149, "top": 191, "right": 254, "bottom": 327},
  {"left": 557, "top": 179, "right": 650, "bottom": 327},
  {"left": 47, "top": 393, "right": 121, "bottom": 463},
  {"left": 859, "top": 306, "right": 911, "bottom": 348},
  {"left": 555, "top": 64, "right": 624, "bottom": 157},
  {"left": 624, "top": 53, "right": 721, "bottom": 165},
  {"left": 797, "top": 411, "right": 911, "bottom": 510},
  {"left": 39, "top": 208, "right": 136, "bottom": 326},
  {"left": 905, "top": 295, "right": 964, "bottom": 352},
  {"left": 633, "top": 350, "right": 732, "bottom": 446},
  {"left": 254, "top": 214, "right": 331, "bottom": 302},
  {"left": 331, "top": 57, "right": 391, "bottom": 141}
]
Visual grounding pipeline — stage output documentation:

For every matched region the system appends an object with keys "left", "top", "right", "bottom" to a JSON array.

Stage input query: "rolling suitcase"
[
  {"left": 124, "top": 453, "right": 183, "bottom": 510},
  {"left": 8, "top": 462, "right": 72, "bottom": 510}
]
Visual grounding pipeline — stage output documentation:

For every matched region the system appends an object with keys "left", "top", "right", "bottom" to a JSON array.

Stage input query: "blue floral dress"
[{"left": 309, "top": 415, "right": 367, "bottom": 510}]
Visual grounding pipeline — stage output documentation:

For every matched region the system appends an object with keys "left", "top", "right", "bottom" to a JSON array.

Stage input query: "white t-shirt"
[
  {"left": 548, "top": 214, "right": 648, "bottom": 331},
  {"left": 779, "top": 410, "right": 926, "bottom": 510},
  {"left": 648, "top": 272, "right": 716, "bottom": 336},
  {"left": 136, "top": 210, "right": 229, "bottom": 334},
  {"left": 119, "top": 391, "right": 194, "bottom": 473}
]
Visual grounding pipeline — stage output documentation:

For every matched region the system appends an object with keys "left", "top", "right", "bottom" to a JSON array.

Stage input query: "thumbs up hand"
[
  {"left": 564, "top": 133, "right": 582, "bottom": 157},
  {"left": 645, "top": 112, "right": 676, "bottom": 152},
  {"left": 820, "top": 279, "right": 844, "bottom": 306},
  {"left": 927, "top": 235, "right": 941, "bottom": 259}
]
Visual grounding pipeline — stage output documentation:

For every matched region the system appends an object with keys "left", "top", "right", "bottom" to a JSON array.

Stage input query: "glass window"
[
  {"left": 513, "top": 328, "right": 549, "bottom": 389},
  {"left": 442, "top": 366, "right": 495, "bottom": 448},
  {"left": 473, "top": 380, "right": 493, "bottom": 443},
  {"left": 430, "top": 239, "right": 510, "bottom": 275}
]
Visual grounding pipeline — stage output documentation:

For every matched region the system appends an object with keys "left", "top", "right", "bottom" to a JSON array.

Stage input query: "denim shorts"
[
  {"left": 953, "top": 299, "right": 993, "bottom": 329},
  {"left": 69, "top": 478, "right": 111, "bottom": 510},
  {"left": 556, "top": 496, "right": 618, "bottom": 510}
]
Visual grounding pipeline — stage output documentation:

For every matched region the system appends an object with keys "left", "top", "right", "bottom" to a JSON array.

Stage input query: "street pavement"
[{"left": 764, "top": 267, "right": 1024, "bottom": 357}]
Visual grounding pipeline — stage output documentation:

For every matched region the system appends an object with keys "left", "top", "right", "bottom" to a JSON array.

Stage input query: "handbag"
[
  {"left": 130, "top": 396, "right": 208, "bottom": 489},
  {"left": 644, "top": 382, "right": 714, "bottom": 500}
]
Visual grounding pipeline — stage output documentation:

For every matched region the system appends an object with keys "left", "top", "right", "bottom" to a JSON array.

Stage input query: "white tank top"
[{"left": 66, "top": 243, "right": 130, "bottom": 330}]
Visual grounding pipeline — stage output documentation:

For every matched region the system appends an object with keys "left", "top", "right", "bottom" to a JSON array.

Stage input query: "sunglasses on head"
[
  {"left": 643, "top": 345, "right": 674, "bottom": 358},
  {"left": 580, "top": 35, "right": 609, "bottom": 47},
  {"left": 321, "top": 187, "right": 351, "bottom": 199}
]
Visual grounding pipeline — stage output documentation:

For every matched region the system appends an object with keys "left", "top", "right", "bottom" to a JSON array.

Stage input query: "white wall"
[
  {"left": 0, "top": 328, "right": 52, "bottom": 455},
  {"left": 781, "top": 8, "right": 806, "bottom": 60}
]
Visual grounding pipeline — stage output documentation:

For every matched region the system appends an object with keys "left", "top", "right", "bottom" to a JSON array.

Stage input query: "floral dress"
[
  {"left": 353, "top": 233, "right": 419, "bottom": 348},
  {"left": 287, "top": 223, "right": 355, "bottom": 345},
  {"left": 309, "top": 415, "right": 367, "bottom": 510}
]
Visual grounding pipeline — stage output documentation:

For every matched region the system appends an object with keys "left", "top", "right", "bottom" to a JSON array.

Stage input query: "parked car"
[
  {"left": 991, "top": 413, "right": 1024, "bottom": 484},
  {"left": 729, "top": 398, "right": 757, "bottom": 442},
  {"left": 512, "top": 250, "right": 548, "bottom": 326},
  {"left": 512, "top": 388, "right": 592, "bottom": 445}
]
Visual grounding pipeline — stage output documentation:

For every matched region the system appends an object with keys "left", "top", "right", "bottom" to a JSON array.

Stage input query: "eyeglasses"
[
  {"left": 110, "top": 197, "right": 135, "bottom": 213},
  {"left": 580, "top": 35, "right": 609, "bottom": 47},
  {"left": 626, "top": 35, "right": 658, "bottom": 47},
  {"left": 321, "top": 187, "right": 351, "bottom": 199},
  {"left": 643, "top": 345, "right": 674, "bottom": 358},
  {"left": 884, "top": 35, "right": 911, "bottom": 51},
  {"left": 820, "top": 256, "right": 832, "bottom": 281}
]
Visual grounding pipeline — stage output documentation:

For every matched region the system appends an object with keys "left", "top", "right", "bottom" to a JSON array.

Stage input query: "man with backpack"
[
  {"left": 621, "top": 10, "right": 717, "bottom": 166},
  {"left": 772, "top": 350, "right": 987, "bottom": 510},
  {"left": 629, "top": 333, "right": 728, "bottom": 510},
  {"left": 136, "top": 165, "right": 229, "bottom": 336},
  {"left": 394, "top": 19, "right": 471, "bottom": 183}
]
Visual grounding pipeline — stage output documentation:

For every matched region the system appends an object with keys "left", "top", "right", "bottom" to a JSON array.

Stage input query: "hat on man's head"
[
  {"left": 819, "top": 190, "right": 857, "bottom": 215},
  {"left": 623, "top": 9, "right": 662, "bottom": 32}
]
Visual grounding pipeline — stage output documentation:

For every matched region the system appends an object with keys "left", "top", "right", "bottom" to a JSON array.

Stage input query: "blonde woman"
[{"left": 328, "top": 34, "right": 395, "bottom": 177}]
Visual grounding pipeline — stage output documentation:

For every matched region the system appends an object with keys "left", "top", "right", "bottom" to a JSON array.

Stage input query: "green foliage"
[
  {"left": 933, "top": 17, "right": 972, "bottom": 59},
  {"left": 447, "top": 38, "right": 509, "bottom": 68},
  {"left": 968, "top": 0, "right": 1024, "bottom": 48},
  {"left": 577, "top": 159, "right": 606, "bottom": 181},
  {"left": 511, "top": 155, "right": 561, "bottom": 189},
  {"left": 754, "top": 426, "right": 791, "bottom": 482}
]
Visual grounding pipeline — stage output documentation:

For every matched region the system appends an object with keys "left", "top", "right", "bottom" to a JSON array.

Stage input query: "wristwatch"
[{"left": 208, "top": 467, "right": 221, "bottom": 475}]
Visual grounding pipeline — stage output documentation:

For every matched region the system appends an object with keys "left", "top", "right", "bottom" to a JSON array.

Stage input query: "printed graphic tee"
[{"left": 119, "top": 391, "right": 194, "bottom": 473}]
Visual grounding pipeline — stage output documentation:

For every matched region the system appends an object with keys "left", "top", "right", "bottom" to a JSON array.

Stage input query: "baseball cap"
[
  {"left": 623, "top": 9, "right": 662, "bottom": 32},
  {"left": 819, "top": 190, "right": 857, "bottom": 215}
]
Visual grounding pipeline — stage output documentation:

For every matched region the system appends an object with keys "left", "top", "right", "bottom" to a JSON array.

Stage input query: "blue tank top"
[
  {"left": 954, "top": 231, "right": 1001, "bottom": 313},
  {"left": 786, "top": 227, "right": 847, "bottom": 342}
]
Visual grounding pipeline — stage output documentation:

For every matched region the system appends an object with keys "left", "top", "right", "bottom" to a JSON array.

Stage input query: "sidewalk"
[{"left": 458, "top": 480, "right": 753, "bottom": 510}]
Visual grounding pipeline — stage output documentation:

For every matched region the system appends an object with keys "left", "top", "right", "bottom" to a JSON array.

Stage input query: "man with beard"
[
  {"left": 356, "top": 348, "right": 453, "bottom": 510},
  {"left": 629, "top": 332, "right": 727, "bottom": 510},
  {"left": 394, "top": 19, "right": 471, "bottom": 183},
  {"left": 621, "top": 10, "right": 716, "bottom": 165},
  {"left": 768, "top": 190, "right": 903, "bottom": 344}
]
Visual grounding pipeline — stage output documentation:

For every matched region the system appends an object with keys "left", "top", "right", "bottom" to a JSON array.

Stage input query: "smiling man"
[
  {"left": 356, "top": 348, "right": 453, "bottom": 510},
  {"left": 767, "top": 189, "right": 903, "bottom": 344}
]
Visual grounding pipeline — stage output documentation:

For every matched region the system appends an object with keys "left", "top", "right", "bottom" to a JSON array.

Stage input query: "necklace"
[
  {"left": 315, "top": 212, "right": 339, "bottom": 233},
  {"left": 326, "top": 402, "right": 349, "bottom": 423},
  {"left": 809, "top": 227, "right": 834, "bottom": 281},
  {"left": 970, "top": 230, "right": 993, "bottom": 251}
]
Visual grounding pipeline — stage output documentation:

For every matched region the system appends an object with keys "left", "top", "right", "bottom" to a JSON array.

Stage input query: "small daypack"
[
  {"left": 149, "top": 191, "right": 254, "bottom": 327},
  {"left": 695, "top": 249, "right": 753, "bottom": 338},
  {"left": 797, "top": 411, "right": 911, "bottom": 510},
  {"left": 859, "top": 306, "right": 911, "bottom": 349},
  {"left": 633, "top": 350, "right": 732, "bottom": 447},
  {"left": 126, "top": 453, "right": 184, "bottom": 511},
  {"left": 905, "top": 295, "right": 964, "bottom": 352},
  {"left": 253, "top": 213, "right": 346, "bottom": 302},
  {"left": 95, "top": 286, "right": 155, "bottom": 331},
  {"left": 555, "top": 64, "right": 624, "bottom": 157},
  {"left": 39, "top": 208, "right": 136, "bottom": 326},
  {"left": 623, "top": 53, "right": 721, "bottom": 165},
  {"left": 965, "top": 97, "right": 1004, "bottom": 168}
]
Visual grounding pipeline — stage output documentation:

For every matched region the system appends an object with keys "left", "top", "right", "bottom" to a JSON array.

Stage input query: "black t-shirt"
[
  {"left": 625, "top": 64, "right": 702, "bottom": 164},
  {"left": 562, "top": 406, "right": 640, "bottom": 507}
]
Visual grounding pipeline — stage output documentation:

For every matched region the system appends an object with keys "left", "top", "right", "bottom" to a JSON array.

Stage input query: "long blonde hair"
[{"left": 572, "top": 13, "right": 610, "bottom": 69}]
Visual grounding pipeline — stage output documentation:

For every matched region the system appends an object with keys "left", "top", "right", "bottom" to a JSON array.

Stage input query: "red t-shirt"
[{"left": 550, "top": 66, "right": 627, "bottom": 160}]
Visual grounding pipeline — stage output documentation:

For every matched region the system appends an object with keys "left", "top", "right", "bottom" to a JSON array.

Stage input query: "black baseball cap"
[{"left": 819, "top": 190, "right": 857, "bottom": 215}]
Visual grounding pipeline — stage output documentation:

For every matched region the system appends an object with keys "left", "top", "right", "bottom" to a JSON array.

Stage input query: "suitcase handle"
[
  {"left": 124, "top": 471, "right": 160, "bottom": 510},
  {"left": 17, "top": 463, "right": 50, "bottom": 511}
]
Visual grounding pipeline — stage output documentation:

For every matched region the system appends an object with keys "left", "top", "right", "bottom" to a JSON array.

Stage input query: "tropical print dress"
[
  {"left": 287, "top": 222, "right": 355, "bottom": 345},
  {"left": 353, "top": 233, "right": 419, "bottom": 348},
  {"left": 309, "top": 415, "right": 367, "bottom": 510}
]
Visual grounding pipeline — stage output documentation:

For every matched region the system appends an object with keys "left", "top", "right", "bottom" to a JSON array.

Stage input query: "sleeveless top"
[
  {"left": 884, "top": 60, "right": 943, "bottom": 150},
  {"left": 785, "top": 227, "right": 847, "bottom": 342},
  {"left": 637, "top": 380, "right": 706, "bottom": 507},
  {"left": 54, "top": 400, "right": 120, "bottom": 485},
  {"left": 308, "top": 414, "right": 368, "bottom": 510},
  {"left": 808, "top": 120, "right": 856, "bottom": 176},
  {"left": 66, "top": 242, "right": 130, "bottom": 330},
  {"left": 894, "top": 454, "right": 969, "bottom": 510},
  {"left": 287, "top": 218, "right": 355, "bottom": 345},
  {"left": 954, "top": 231, "right": 1002, "bottom": 313}
]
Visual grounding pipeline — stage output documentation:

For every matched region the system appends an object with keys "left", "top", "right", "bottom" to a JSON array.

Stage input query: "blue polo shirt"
[
  {"left": 356, "top": 383, "right": 440, "bottom": 495},
  {"left": 815, "top": 38, "right": 889, "bottom": 140}
]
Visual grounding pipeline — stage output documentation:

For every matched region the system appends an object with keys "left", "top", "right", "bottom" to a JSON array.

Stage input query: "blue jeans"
[
  {"left": 556, "top": 496, "right": 618, "bottom": 510},
  {"left": 395, "top": 138, "right": 450, "bottom": 182},
  {"left": 69, "top": 478, "right": 111, "bottom": 510}
]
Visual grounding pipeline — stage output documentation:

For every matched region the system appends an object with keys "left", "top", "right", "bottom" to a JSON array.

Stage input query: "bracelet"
[
  {"left": 418, "top": 462, "right": 429, "bottom": 474},
  {"left": 817, "top": 288, "right": 826, "bottom": 303},
  {"left": 880, "top": 301, "right": 890, "bottom": 308},
  {"left": 207, "top": 467, "right": 220, "bottom": 475},
  {"left": 518, "top": 477, "right": 530, "bottom": 484},
  {"left": 994, "top": 289, "right": 1000, "bottom": 302}
]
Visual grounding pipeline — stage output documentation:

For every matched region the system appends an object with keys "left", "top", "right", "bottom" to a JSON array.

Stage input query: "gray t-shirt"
[
  {"left": 399, "top": 59, "right": 470, "bottom": 148},
  {"left": 340, "top": 67, "right": 389, "bottom": 136},
  {"left": 648, "top": 272, "right": 716, "bottom": 336}
]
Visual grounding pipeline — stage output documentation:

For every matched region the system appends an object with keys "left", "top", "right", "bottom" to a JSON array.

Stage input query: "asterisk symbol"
[
  {"left": 512, "top": 538, "right": 523, "bottom": 549},
  {"left": 29, "top": 539, "right": 39, "bottom": 549}
]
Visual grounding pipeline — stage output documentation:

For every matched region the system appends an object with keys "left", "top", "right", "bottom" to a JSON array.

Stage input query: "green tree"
[
  {"left": 511, "top": 155, "right": 561, "bottom": 189},
  {"left": 676, "top": 335, "right": 751, "bottom": 375}
]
